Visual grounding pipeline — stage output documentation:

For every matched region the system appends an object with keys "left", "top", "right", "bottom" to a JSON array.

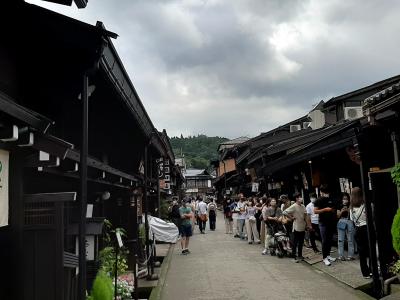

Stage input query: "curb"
[{"left": 148, "top": 243, "right": 176, "bottom": 300}]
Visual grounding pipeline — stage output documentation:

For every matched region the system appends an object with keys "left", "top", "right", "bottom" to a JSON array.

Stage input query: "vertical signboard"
[{"left": 0, "top": 149, "right": 9, "bottom": 227}]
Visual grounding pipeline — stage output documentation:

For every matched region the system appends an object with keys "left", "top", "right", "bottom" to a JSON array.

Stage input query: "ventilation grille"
[{"left": 25, "top": 201, "right": 55, "bottom": 225}]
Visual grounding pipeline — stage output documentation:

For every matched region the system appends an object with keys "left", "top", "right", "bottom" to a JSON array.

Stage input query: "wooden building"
[
  {"left": 184, "top": 169, "right": 214, "bottom": 198},
  {"left": 0, "top": 1, "right": 180, "bottom": 299},
  {"left": 222, "top": 75, "right": 400, "bottom": 296}
]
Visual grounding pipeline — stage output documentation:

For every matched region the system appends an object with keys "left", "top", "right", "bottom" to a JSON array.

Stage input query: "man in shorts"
[{"left": 179, "top": 199, "right": 193, "bottom": 255}]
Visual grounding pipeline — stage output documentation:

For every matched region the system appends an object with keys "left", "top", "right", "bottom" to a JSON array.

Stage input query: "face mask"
[
  {"left": 310, "top": 197, "right": 316, "bottom": 203},
  {"left": 297, "top": 198, "right": 303, "bottom": 203}
]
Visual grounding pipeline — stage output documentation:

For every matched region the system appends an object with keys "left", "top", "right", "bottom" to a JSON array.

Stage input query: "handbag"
[
  {"left": 200, "top": 214, "right": 208, "bottom": 222},
  {"left": 337, "top": 220, "right": 347, "bottom": 230},
  {"left": 249, "top": 215, "right": 256, "bottom": 222}
]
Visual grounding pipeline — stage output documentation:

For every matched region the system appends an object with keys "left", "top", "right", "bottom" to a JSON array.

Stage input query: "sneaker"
[
  {"left": 293, "top": 258, "right": 299, "bottom": 263},
  {"left": 363, "top": 275, "right": 371, "bottom": 279},
  {"left": 339, "top": 256, "right": 346, "bottom": 261},
  {"left": 248, "top": 241, "right": 253, "bottom": 244},
  {"left": 234, "top": 234, "right": 240, "bottom": 238},
  {"left": 327, "top": 255, "right": 336, "bottom": 262},
  {"left": 262, "top": 249, "right": 268, "bottom": 255},
  {"left": 185, "top": 249, "right": 191, "bottom": 254},
  {"left": 323, "top": 258, "right": 331, "bottom": 266},
  {"left": 346, "top": 257, "right": 355, "bottom": 261},
  {"left": 181, "top": 250, "right": 188, "bottom": 255}
]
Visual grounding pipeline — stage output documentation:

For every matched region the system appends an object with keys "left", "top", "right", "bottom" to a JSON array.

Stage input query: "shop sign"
[{"left": 0, "top": 149, "right": 9, "bottom": 227}]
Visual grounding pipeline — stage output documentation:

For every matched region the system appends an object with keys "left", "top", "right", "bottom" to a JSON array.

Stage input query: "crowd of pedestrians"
[
  {"left": 222, "top": 184, "right": 371, "bottom": 278},
  {"left": 167, "top": 185, "right": 371, "bottom": 278},
  {"left": 168, "top": 196, "right": 219, "bottom": 254}
]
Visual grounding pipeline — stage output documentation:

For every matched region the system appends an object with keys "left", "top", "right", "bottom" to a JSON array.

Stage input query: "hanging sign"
[
  {"left": 0, "top": 149, "right": 9, "bottom": 227},
  {"left": 251, "top": 182, "right": 259, "bottom": 193}
]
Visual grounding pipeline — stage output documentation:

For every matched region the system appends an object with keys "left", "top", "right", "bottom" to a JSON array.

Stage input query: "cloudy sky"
[{"left": 28, "top": 0, "right": 400, "bottom": 138}]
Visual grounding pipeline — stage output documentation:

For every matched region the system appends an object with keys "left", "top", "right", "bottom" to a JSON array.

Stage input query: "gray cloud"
[{"left": 28, "top": 0, "right": 400, "bottom": 138}]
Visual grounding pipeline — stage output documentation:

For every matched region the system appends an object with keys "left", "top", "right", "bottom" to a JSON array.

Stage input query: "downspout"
[{"left": 78, "top": 34, "right": 107, "bottom": 300}]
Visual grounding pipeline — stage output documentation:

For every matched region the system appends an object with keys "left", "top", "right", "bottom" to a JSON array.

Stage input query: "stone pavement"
[{"left": 160, "top": 217, "right": 372, "bottom": 300}]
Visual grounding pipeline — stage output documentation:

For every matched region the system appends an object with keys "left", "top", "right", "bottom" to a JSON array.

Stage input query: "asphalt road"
[{"left": 160, "top": 214, "right": 370, "bottom": 300}]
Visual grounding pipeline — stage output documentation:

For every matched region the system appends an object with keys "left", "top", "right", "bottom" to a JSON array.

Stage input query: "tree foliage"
[{"left": 171, "top": 134, "right": 228, "bottom": 170}]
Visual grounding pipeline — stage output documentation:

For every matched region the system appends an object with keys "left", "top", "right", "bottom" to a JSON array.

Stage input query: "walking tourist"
[
  {"left": 314, "top": 184, "right": 338, "bottom": 266},
  {"left": 237, "top": 194, "right": 247, "bottom": 240},
  {"left": 262, "top": 198, "right": 282, "bottom": 255},
  {"left": 337, "top": 192, "right": 355, "bottom": 261},
  {"left": 283, "top": 193, "right": 310, "bottom": 262},
  {"left": 245, "top": 200, "right": 260, "bottom": 244},
  {"left": 224, "top": 198, "right": 233, "bottom": 234},
  {"left": 198, "top": 197, "right": 208, "bottom": 234},
  {"left": 306, "top": 193, "right": 321, "bottom": 253},
  {"left": 179, "top": 199, "right": 193, "bottom": 255},
  {"left": 255, "top": 197, "right": 263, "bottom": 234},
  {"left": 168, "top": 200, "right": 181, "bottom": 228},
  {"left": 350, "top": 187, "right": 371, "bottom": 278},
  {"left": 208, "top": 199, "right": 217, "bottom": 231},
  {"left": 231, "top": 197, "right": 240, "bottom": 238}
]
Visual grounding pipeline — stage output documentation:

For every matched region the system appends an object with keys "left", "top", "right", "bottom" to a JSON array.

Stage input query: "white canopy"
[{"left": 148, "top": 216, "right": 179, "bottom": 243}]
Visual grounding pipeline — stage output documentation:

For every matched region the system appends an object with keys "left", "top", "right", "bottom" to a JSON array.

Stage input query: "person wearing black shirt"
[{"left": 314, "top": 185, "right": 338, "bottom": 266}]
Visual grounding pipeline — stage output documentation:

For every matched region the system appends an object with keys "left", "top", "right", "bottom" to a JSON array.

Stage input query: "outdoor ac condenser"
[{"left": 344, "top": 107, "right": 363, "bottom": 120}]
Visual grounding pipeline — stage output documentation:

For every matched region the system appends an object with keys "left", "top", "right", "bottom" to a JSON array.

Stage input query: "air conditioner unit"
[
  {"left": 344, "top": 107, "right": 363, "bottom": 120},
  {"left": 302, "top": 122, "right": 312, "bottom": 129},
  {"left": 290, "top": 124, "right": 301, "bottom": 132}
]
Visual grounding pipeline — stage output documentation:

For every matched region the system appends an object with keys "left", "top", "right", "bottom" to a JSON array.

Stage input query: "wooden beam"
[
  {"left": 0, "top": 91, "right": 53, "bottom": 133},
  {"left": 0, "top": 125, "right": 18, "bottom": 141},
  {"left": 33, "top": 134, "right": 73, "bottom": 159},
  {"left": 66, "top": 148, "right": 142, "bottom": 182},
  {"left": 25, "top": 152, "right": 60, "bottom": 168},
  {"left": 23, "top": 192, "right": 77, "bottom": 203}
]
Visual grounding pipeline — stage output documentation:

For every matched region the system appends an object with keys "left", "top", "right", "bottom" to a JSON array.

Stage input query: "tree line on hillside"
[{"left": 170, "top": 134, "right": 228, "bottom": 170}]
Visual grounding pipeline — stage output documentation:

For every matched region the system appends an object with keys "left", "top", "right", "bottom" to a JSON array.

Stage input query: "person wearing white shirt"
[
  {"left": 198, "top": 198, "right": 208, "bottom": 234},
  {"left": 237, "top": 195, "right": 247, "bottom": 240},
  {"left": 306, "top": 193, "right": 321, "bottom": 253},
  {"left": 350, "top": 187, "right": 371, "bottom": 278}
]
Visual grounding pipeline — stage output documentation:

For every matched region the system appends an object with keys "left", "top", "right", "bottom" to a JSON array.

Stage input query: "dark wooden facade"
[
  {"left": 0, "top": 2, "right": 179, "bottom": 300},
  {"left": 214, "top": 76, "right": 400, "bottom": 296}
]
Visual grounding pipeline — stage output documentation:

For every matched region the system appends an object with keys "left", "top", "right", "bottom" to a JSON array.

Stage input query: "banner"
[{"left": 0, "top": 149, "right": 9, "bottom": 227}]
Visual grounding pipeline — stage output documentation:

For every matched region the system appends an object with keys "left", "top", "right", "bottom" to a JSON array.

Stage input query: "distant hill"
[{"left": 170, "top": 134, "right": 228, "bottom": 170}]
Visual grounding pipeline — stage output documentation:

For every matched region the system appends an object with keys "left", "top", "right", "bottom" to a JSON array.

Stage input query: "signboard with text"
[{"left": 0, "top": 149, "right": 9, "bottom": 227}]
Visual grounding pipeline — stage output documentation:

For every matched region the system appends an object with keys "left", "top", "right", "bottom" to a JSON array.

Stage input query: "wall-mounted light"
[{"left": 101, "top": 191, "right": 110, "bottom": 201}]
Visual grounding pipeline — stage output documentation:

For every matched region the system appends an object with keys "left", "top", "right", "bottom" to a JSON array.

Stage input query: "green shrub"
[
  {"left": 392, "top": 209, "right": 400, "bottom": 253},
  {"left": 391, "top": 163, "right": 400, "bottom": 253},
  {"left": 90, "top": 271, "right": 113, "bottom": 300},
  {"left": 99, "top": 246, "right": 129, "bottom": 277},
  {"left": 391, "top": 163, "right": 400, "bottom": 187}
]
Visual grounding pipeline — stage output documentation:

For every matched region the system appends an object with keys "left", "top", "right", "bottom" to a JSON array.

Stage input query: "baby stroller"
[{"left": 270, "top": 224, "right": 291, "bottom": 258}]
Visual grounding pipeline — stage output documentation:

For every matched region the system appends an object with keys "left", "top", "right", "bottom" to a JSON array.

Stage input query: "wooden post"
[{"left": 78, "top": 74, "right": 89, "bottom": 300}]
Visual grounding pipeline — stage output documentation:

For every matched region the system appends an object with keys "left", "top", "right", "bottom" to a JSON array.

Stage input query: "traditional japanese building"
[{"left": 0, "top": 1, "right": 180, "bottom": 299}]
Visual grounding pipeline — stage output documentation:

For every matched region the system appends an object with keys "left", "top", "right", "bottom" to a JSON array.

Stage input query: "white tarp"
[
  {"left": 148, "top": 216, "right": 179, "bottom": 243},
  {"left": 0, "top": 149, "right": 9, "bottom": 227}
]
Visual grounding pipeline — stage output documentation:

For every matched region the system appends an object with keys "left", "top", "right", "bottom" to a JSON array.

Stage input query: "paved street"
[{"left": 160, "top": 216, "right": 367, "bottom": 300}]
